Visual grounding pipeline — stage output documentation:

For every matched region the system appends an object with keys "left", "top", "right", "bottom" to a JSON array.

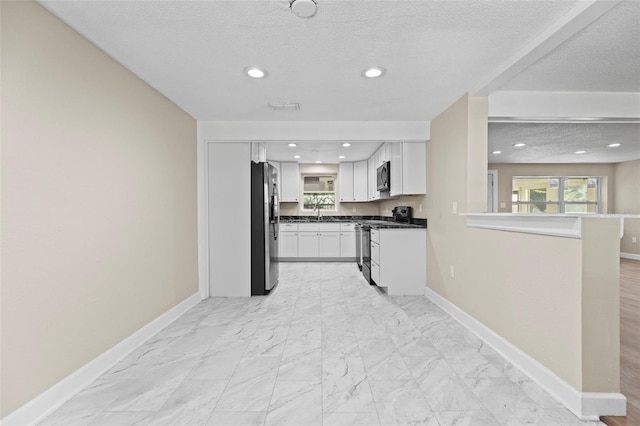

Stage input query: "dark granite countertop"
[
  {"left": 280, "top": 215, "right": 427, "bottom": 229},
  {"left": 364, "top": 221, "right": 426, "bottom": 229}
]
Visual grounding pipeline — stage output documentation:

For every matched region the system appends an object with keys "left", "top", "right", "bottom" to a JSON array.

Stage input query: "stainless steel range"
[
  {"left": 361, "top": 224, "right": 371, "bottom": 284},
  {"left": 355, "top": 223, "right": 363, "bottom": 271}
]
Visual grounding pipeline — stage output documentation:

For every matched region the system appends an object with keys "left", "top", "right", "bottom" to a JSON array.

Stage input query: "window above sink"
[{"left": 302, "top": 175, "right": 337, "bottom": 211}]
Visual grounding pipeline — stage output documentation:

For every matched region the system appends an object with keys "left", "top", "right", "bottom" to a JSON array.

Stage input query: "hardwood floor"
[{"left": 602, "top": 258, "right": 640, "bottom": 426}]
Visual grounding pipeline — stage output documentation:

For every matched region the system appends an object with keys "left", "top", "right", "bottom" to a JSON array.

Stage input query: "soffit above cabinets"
[{"left": 265, "top": 141, "right": 383, "bottom": 163}]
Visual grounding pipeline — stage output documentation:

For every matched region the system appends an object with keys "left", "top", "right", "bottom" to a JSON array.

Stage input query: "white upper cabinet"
[
  {"left": 367, "top": 156, "right": 376, "bottom": 201},
  {"left": 382, "top": 142, "right": 426, "bottom": 197},
  {"left": 338, "top": 162, "right": 354, "bottom": 202},
  {"left": 268, "top": 160, "right": 281, "bottom": 198},
  {"left": 390, "top": 143, "right": 403, "bottom": 197},
  {"left": 339, "top": 161, "right": 368, "bottom": 203},
  {"left": 383, "top": 142, "right": 392, "bottom": 165},
  {"left": 280, "top": 162, "right": 300, "bottom": 202},
  {"left": 401, "top": 142, "right": 426, "bottom": 195},
  {"left": 353, "top": 160, "right": 368, "bottom": 202}
]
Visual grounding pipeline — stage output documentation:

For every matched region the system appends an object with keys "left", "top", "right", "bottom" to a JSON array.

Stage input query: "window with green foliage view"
[
  {"left": 302, "top": 175, "right": 336, "bottom": 211},
  {"left": 512, "top": 177, "right": 599, "bottom": 214}
]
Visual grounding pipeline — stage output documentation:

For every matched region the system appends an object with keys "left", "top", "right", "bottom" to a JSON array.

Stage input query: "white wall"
[{"left": 207, "top": 143, "right": 251, "bottom": 297}]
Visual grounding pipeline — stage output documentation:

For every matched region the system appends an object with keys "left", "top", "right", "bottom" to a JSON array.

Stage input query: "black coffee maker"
[{"left": 392, "top": 206, "right": 412, "bottom": 223}]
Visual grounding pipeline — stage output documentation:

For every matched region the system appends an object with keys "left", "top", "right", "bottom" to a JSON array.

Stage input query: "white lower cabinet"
[
  {"left": 339, "top": 223, "right": 356, "bottom": 258},
  {"left": 372, "top": 228, "right": 426, "bottom": 295},
  {"left": 297, "top": 232, "right": 319, "bottom": 257},
  {"left": 279, "top": 231, "right": 298, "bottom": 257},
  {"left": 279, "top": 222, "right": 356, "bottom": 259},
  {"left": 340, "top": 232, "right": 355, "bottom": 257},
  {"left": 297, "top": 231, "right": 340, "bottom": 257},
  {"left": 318, "top": 232, "right": 340, "bottom": 257},
  {"left": 279, "top": 223, "right": 299, "bottom": 258}
]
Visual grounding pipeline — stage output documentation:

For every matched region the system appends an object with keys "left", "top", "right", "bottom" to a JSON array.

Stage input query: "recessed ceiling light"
[
  {"left": 492, "top": 150, "right": 502, "bottom": 154},
  {"left": 244, "top": 67, "right": 268, "bottom": 79},
  {"left": 362, "top": 66, "right": 386, "bottom": 78},
  {"left": 513, "top": 143, "right": 526, "bottom": 147},
  {"left": 608, "top": 143, "right": 621, "bottom": 147},
  {"left": 315, "top": 160, "right": 322, "bottom": 164},
  {"left": 575, "top": 150, "right": 586, "bottom": 154},
  {"left": 288, "top": 143, "right": 297, "bottom": 147},
  {"left": 342, "top": 143, "right": 351, "bottom": 147},
  {"left": 293, "top": 155, "right": 300, "bottom": 159},
  {"left": 290, "top": 0, "right": 317, "bottom": 18},
  {"left": 338, "top": 155, "right": 345, "bottom": 159}
]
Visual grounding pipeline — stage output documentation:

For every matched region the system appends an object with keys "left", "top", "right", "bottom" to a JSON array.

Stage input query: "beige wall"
[
  {"left": 489, "top": 163, "right": 616, "bottom": 213},
  {"left": 379, "top": 195, "right": 427, "bottom": 219},
  {"left": 1, "top": 1, "right": 198, "bottom": 418},
  {"left": 581, "top": 218, "right": 620, "bottom": 392},
  {"left": 614, "top": 159, "right": 640, "bottom": 255},
  {"left": 426, "top": 94, "right": 620, "bottom": 392}
]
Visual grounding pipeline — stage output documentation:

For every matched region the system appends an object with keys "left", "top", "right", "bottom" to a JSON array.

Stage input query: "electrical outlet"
[
  {"left": 633, "top": 236, "right": 638, "bottom": 244},
  {"left": 352, "top": 207, "right": 356, "bottom": 213},
  {"left": 452, "top": 202, "right": 458, "bottom": 215},
  {"left": 419, "top": 204, "right": 422, "bottom": 213},
  {"left": 500, "top": 202, "right": 506, "bottom": 209},
  {"left": 449, "top": 266, "right": 455, "bottom": 278}
]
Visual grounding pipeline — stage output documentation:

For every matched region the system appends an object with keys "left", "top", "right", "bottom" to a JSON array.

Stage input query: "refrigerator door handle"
[{"left": 272, "top": 185, "right": 279, "bottom": 240}]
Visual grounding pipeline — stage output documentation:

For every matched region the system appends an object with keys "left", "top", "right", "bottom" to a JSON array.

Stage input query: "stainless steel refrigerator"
[{"left": 251, "top": 161, "right": 279, "bottom": 295}]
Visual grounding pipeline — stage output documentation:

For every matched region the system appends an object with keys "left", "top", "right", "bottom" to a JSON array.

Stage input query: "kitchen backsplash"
[
  {"left": 378, "top": 194, "right": 427, "bottom": 219},
  {"left": 280, "top": 195, "right": 426, "bottom": 218},
  {"left": 279, "top": 201, "right": 380, "bottom": 216}
]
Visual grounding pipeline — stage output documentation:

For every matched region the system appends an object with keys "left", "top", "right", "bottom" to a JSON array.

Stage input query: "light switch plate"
[
  {"left": 500, "top": 202, "right": 506, "bottom": 209},
  {"left": 452, "top": 202, "right": 458, "bottom": 215}
]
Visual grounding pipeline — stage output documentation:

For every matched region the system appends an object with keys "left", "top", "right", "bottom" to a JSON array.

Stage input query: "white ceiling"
[{"left": 39, "top": 0, "right": 640, "bottom": 164}]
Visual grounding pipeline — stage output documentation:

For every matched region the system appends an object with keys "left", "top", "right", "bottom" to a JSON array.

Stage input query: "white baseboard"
[
  {"left": 620, "top": 252, "right": 640, "bottom": 260},
  {"left": 424, "top": 287, "right": 626, "bottom": 420},
  {"left": 582, "top": 392, "right": 627, "bottom": 419},
  {"left": 1, "top": 293, "right": 201, "bottom": 426}
]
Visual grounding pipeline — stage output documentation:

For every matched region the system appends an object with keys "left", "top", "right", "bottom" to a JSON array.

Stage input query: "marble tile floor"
[{"left": 41, "top": 263, "right": 604, "bottom": 426}]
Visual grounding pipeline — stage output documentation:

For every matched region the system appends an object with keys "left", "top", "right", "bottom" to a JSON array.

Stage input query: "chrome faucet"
[{"left": 314, "top": 197, "right": 322, "bottom": 221}]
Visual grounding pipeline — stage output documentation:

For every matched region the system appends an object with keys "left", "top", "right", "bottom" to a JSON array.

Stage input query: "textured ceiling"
[
  {"left": 40, "top": 0, "right": 580, "bottom": 121},
  {"left": 265, "top": 141, "right": 383, "bottom": 163},
  {"left": 499, "top": 1, "right": 640, "bottom": 92},
  {"left": 488, "top": 122, "right": 640, "bottom": 163},
  {"left": 38, "top": 0, "right": 640, "bottom": 164}
]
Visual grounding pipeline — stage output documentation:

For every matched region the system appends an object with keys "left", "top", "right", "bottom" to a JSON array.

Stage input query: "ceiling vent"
[{"left": 268, "top": 103, "right": 300, "bottom": 111}]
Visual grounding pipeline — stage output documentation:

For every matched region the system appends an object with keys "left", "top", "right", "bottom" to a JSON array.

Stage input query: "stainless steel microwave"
[{"left": 377, "top": 161, "right": 390, "bottom": 192}]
